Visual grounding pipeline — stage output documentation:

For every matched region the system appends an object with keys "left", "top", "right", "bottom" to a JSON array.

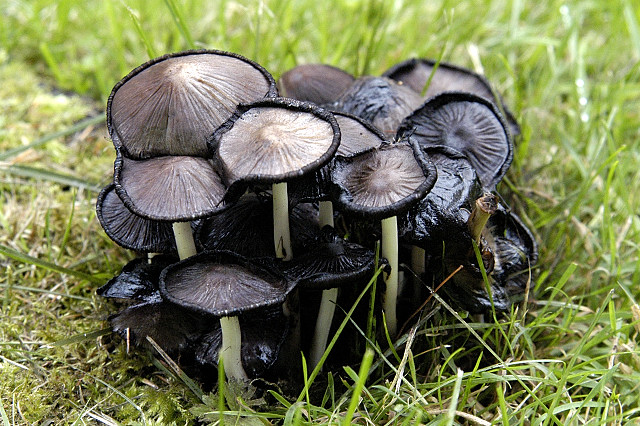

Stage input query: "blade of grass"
[
  {"left": 0, "top": 115, "right": 104, "bottom": 162},
  {"left": 0, "top": 165, "right": 101, "bottom": 192},
  {"left": 124, "top": 5, "right": 157, "bottom": 59},
  {"left": 343, "top": 348, "right": 374, "bottom": 426},
  {"left": 0, "top": 244, "right": 102, "bottom": 284},
  {"left": 163, "top": 0, "right": 195, "bottom": 49}
]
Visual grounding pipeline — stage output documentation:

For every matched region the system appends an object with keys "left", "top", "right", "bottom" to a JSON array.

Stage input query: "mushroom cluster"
[{"left": 97, "top": 50, "right": 537, "bottom": 384}]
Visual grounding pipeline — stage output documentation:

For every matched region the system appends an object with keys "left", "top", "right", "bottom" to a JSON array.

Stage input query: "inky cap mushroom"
[
  {"left": 277, "top": 63, "right": 355, "bottom": 105},
  {"left": 382, "top": 57, "right": 520, "bottom": 136},
  {"left": 107, "top": 50, "right": 277, "bottom": 159},
  {"left": 333, "top": 76, "right": 424, "bottom": 137},
  {"left": 113, "top": 153, "right": 228, "bottom": 222},
  {"left": 96, "top": 184, "right": 177, "bottom": 253},
  {"left": 397, "top": 92, "right": 512, "bottom": 190},
  {"left": 159, "top": 251, "right": 293, "bottom": 317}
]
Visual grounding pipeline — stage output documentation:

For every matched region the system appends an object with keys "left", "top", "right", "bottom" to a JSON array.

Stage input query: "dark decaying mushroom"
[
  {"left": 398, "top": 92, "right": 513, "bottom": 190},
  {"left": 159, "top": 251, "right": 295, "bottom": 380},
  {"left": 280, "top": 225, "right": 376, "bottom": 368},
  {"left": 107, "top": 50, "right": 277, "bottom": 159},
  {"left": 97, "top": 254, "right": 177, "bottom": 303},
  {"left": 277, "top": 63, "right": 355, "bottom": 106},
  {"left": 96, "top": 184, "right": 176, "bottom": 254},
  {"left": 333, "top": 76, "right": 424, "bottom": 137},
  {"left": 382, "top": 57, "right": 520, "bottom": 136},
  {"left": 210, "top": 97, "right": 341, "bottom": 261},
  {"left": 329, "top": 141, "right": 437, "bottom": 337}
]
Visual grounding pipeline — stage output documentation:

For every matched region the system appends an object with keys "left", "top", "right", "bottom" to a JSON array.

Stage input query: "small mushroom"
[
  {"left": 280, "top": 225, "right": 375, "bottom": 367},
  {"left": 159, "top": 250, "right": 295, "bottom": 380},
  {"left": 382, "top": 57, "right": 520, "bottom": 136},
  {"left": 113, "top": 153, "right": 230, "bottom": 259},
  {"left": 329, "top": 141, "right": 437, "bottom": 336},
  {"left": 277, "top": 63, "right": 355, "bottom": 105},
  {"left": 397, "top": 92, "right": 513, "bottom": 190},
  {"left": 210, "top": 97, "right": 340, "bottom": 261}
]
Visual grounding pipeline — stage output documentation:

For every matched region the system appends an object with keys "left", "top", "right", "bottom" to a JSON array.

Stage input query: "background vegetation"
[{"left": 1, "top": 0, "right": 639, "bottom": 423}]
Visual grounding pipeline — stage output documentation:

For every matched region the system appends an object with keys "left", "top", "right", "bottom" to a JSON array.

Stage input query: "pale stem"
[
  {"left": 309, "top": 287, "right": 338, "bottom": 369},
  {"left": 467, "top": 194, "right": 498, "bottom": 244},
  {"left": 381, "top": 215, "right": 399, "bottom": 337},
  {"left": 272, "top": 182, "right": 292, "bottom": 261},
  {"left": 318, "top": 200, "right": 335, "bottom": 228},
  {"left": 219, "top": 316, "right": 248, "bottom": 381},
  {"left": 147, "top": 252, "right": 161, "bottom": 264},
  {"left": 171, "top": 222, "right": 197, "bottom": 260},
  {"left": 411, "top": 246, "right": 426, "bottom": 275}
]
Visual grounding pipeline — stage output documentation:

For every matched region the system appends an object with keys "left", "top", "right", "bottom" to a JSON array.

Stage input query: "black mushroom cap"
[
  {"left": 109, "top": 301, "right": 209, "bottom": 355},
  {"left": 332, "top": 76, "right": 424, "bottom": 137},
  {"left": 329, "top": 141, "right": 438, "bottom": 221},
  {"left": 397, "top": 92, "right": 513, "bottom": 190},
  {"left": 96, "top": 184, "right": 177, "bottom": 253},
  {"left": 195, "top": 193, "right": 321, "bottom": 259},
  {"left": 97, "top": 254, "right": 177, "bottom": 303},
  {"left": 209, "top": 97, "right": 341, "bottom": 196},
  {"left": 382, "top": 57, "right": 520, "bottom": 136},
  {"left": 107, "top": 49, "right": 277, "bottom": 160},
  {"left": 485, "top": 206, "right": 538, "bottom": 295},
  {"left": 280, "top": 226, "right": 376, "bottom": 290},
  {"left": 333, "top": 111, "right": 388, "bottom": 157},
  {"left": 113, "top": 151, "right": 229, "bottom": 222},
  {"left": 277, "top": 63, "right": 355, "bottom": 105},
  {"left": 159, "top": 251, "right": 295, "bottom": 317},
  {"left": 399, "top": 146, "right": 484, "bottom": 246}
]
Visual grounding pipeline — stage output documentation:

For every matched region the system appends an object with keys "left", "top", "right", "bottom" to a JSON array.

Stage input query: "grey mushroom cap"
[
  {"left": 277, "top": 63, "right": 355, "bottom": 105},
  {"left": 96, "top": 184, "right": 177, "bottom": 253},
  {"left": 107, "top": 49, "right": 277, "bottom": 160},
  {"left": 113, "top": 151, "right": 229, "bottom": 222},
  {"left": 209, "top": 97, "right": 341, "bottom": 192},
  {"left": 332, "top": 111, "right": 388, "bottom": 156},
  {"left": 332, "top": 76, "right": 424, "bottom": 137},
  {"left": 329, "top": 141, "right": 438, "bottom": 220},
  {"left": 382, "top": 57, "right": 520, "bottom": 136},
  {"left": 159, "top": 251, "right": 294, "bottom": 317},
  {"left": 397, "top": 92, "right": 512, "bottom": 190}
]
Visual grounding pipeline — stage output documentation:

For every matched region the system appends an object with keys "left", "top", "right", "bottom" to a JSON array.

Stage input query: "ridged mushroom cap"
[
  {"left": 329, "top": 141, "right": 437, "bottom": 220},
  {"left": 96, "top": 184, "right": 177, "bottom": 253},
  {"left": 113, "top": 152, "right": 229, "bottom": 222},
  {"left": 397, "top": 92, "right": 512, "bottom": 190},
  {"left": 107, "top": 50, "right": 277, "bottom": 159},
  {"left": 382, "top": 57, "right": 520, "bottom": 136},
  {"left": 159, "top": 251, "right": 293, "bottom": 317},
  {"left": 210, "top": 97, "right": 340, "bottom": 191}
]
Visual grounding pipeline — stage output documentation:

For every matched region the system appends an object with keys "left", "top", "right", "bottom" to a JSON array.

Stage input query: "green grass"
[{"left": 2, "top": 0, "right": 640, "bottom": 423}]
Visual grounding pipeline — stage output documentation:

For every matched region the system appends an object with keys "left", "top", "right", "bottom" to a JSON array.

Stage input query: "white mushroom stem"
[
  {"left": 172, "top": 222, "right": 198, "bottom": 260},
  {"left": 219, "top": 316, "right": 248, "bottom": 381},
  {"left": 318, "top": 200, "right": 334, "bottom": 228},
  {"left": 309, "top": 287, "right": 338, "bottom": 369},
  {"left": 272, "top": 182, "right": 292, "bottom": 261},
  {"left": 309, "top": 199, "right": 337, "bottom": 370},
  {"left": 381, "top": 215, "right": 399, "bottom": 337},
  {"left": 173, "top": 222, "right": 248, "bottom": 380},
  {"left": 411, "top": 246, "right": 426, "bottom": 276}
]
